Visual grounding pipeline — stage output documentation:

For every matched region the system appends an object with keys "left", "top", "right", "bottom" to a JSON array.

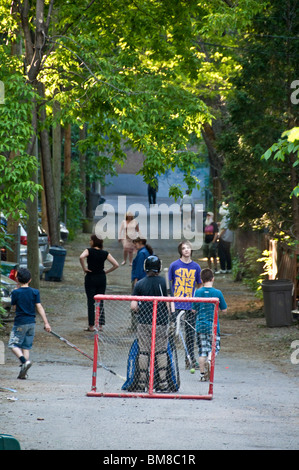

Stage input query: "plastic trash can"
[
  {"left": 262, "top": 279, "right": 293, "bottom": 327},
  {"left": 45, "top": 246, "right": 67, "bottom": 282},
  {"left": 0, "top": 434, "right": 21, "bottom": 450}
]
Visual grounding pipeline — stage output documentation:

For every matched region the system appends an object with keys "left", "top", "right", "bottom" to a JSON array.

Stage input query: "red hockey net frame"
[{"left": 87, "top": 294, "right": 219, "bottom": 400}]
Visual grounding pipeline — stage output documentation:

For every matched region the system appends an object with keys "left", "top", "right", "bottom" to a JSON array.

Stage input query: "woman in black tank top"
[{"left": 80, "top": 235, "right": 119, "bottom": 331}]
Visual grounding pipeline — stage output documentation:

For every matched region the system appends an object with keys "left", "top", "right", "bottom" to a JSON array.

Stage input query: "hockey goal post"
[{"left": 86, "top": 294, "right": 219, "bottom": 400}]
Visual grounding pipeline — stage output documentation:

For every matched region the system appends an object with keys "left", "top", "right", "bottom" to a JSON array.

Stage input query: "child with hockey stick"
[
  {"left": 8, "top": 268, "right": 51, "bottom": 379},
  {"left": 192, "top": 268, "right": 227, "bottom": 381}
]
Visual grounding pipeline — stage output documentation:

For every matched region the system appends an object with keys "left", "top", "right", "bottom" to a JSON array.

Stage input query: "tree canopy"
[{"left": 0, "top": 0, "right": 298, "bottom": 252}]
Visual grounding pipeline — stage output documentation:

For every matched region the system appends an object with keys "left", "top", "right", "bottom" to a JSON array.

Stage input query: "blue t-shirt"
[
  {"left": 131, "top": 246, "right": 151, "bottom": 282},
  {"left": 193, "top": 286, "right": 227, "bottom": 336},
  {"left": 11, "top": 286, "right": 41, "bottom": 326},
  {"left": 168, "top": 259, "right": 201, "bottom": 310}
]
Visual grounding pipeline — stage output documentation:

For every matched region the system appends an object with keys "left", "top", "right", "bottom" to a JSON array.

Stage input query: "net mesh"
[{"left": 87, "top": 295, "right": 219, "bottom": 400}]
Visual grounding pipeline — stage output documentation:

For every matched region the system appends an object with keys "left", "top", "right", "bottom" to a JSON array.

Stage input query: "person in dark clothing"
[
  {"left": 147, "top": 177, "right": 158, "bottom": 206},
  {"left": 131, "top": 255, "right": 170, "bottom": 392},
  {"left": 131, "top": 237, "right": 153, "bottom": 289},
  {"left": 80, "top": 235, "right": 119, "bottom": 331},
  {"left": 8, "top": 268, "right": 51, "bottom": 379}
]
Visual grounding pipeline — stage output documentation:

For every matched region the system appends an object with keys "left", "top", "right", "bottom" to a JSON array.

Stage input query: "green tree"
[
  {"left": 217, "top": 0, "right": 299, "bottom": 243},
  {"left": 262, "top": 126, "right": 299, "bottom": 240},
  {"left": 0, "top": 0, "right": 274, "bottom": 252},
  {"left": 0, "top": 61, "right": 41, "bottom": 234}
]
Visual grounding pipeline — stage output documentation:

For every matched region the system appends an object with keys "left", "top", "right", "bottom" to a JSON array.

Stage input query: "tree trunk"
[
  {"left": 26, "top": 97, "right": 40, "bottom": 288},
  {"left": 6, "top": 217, "right": 18, "bottom": 264},
  {"left": 26, "top": 161, "right": 40, "bottom": 289},
  {"left": 63, "top": 123, "right": 72, "bottom": 224},
  {"left": 79, "top": 124, "right": 87, "bottom": 219},
  {"left": 37, "top": 82, "right": 60, "bottom": 246},
  {"left": 64, "top": 123, "right": 71, "bottom": 182},
  {"left": 52, "top": 100, "right": 62, "bottom": 232}
]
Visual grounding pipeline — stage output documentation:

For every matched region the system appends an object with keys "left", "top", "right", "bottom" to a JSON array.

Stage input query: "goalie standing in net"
[
  {"left": 192, "top": 268, "right": 227, "bottom": 381},
  {"left": 130, "top": 255, "right": 170, "bottom": 392}
]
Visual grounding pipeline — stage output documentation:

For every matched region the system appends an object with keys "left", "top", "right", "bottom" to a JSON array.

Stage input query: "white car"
[
  {"left": 1, "top": 213, "right": 53, "bottom": 276},
  {"left": 0, "top": 274, "right": 17, "bottom": 318},
  {"left": 19, "top": 246, "right": 46, "bottom": 279}
]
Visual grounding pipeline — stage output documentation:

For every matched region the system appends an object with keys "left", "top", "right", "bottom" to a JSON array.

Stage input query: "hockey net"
[{"left": 86, "top": 294, "right": 219, "bottom": 400}]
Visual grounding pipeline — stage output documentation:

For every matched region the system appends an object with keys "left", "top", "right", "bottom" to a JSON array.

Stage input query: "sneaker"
[
  {"left": 204, "top": 360, "right": 211, "bottom": 381},
  {"left": 156, "top": 381, "right": 170, "bottom": 393},
  {"left": 131, "top": 381, "right": 147, "bottom": 393},
  {"left": 18, "top": 360, "right": 32, "bottom": 379},
  {"left": 200, "top": 373, "right": 207, "bottom": 382},
  {"left": 135, "top": 387, "right": 146, "bottom": 393}
]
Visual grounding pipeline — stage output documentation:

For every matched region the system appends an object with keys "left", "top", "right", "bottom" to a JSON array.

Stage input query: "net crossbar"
[{"left": 86, "top": 294, "right": 219, "bottom": 400}]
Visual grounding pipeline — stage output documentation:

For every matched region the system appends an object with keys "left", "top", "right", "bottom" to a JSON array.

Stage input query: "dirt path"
[{"left": 0, "top": 233, "right": 298, "bottom": 451}]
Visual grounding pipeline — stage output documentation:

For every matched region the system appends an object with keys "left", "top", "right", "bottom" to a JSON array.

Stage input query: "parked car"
[
  {"left": 19, "top": 246, "right": 45, "bottom": 279},
  {"left": 0, "top": 214, "right": 27, "bottom": 261},
  {"left": 0, "top": 274, "right": 17, "bottom": 317},
  {"left": 36, "top": 224, "right": 53, "bottom": 272},
  {"left": 0, "top": 214, "right": 53, "bottom": 275}
]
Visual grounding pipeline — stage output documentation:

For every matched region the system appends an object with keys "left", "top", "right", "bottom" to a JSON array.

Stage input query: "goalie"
[{"left": 129, "top": 255, "right": 174, "bottom": 392}]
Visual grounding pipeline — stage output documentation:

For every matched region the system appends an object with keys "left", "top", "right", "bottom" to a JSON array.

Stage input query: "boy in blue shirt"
[
  {"left": 8, "top": 268, "right": 51, "bottom": 379},
  {"left": 131, "top": 238, "right": 153, "bottom": 288},
  {"left": 193, "top": 268, "right": 227, "bottom": 381}
]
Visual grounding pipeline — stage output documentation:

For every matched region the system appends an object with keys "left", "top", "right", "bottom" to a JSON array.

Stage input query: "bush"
[{"left": 232, "top": 246, "right": 264, "bottom": 298}]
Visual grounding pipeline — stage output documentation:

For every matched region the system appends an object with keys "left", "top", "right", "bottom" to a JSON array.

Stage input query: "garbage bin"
[
  {"left": 262, "top": 279, "right": 293, "bottom": 327},
  {"left": 45, "top": 246, "right": 67, "bottom": 282},
  {"left": 0, "top": 434, "right": 21, "bottom": 450}
]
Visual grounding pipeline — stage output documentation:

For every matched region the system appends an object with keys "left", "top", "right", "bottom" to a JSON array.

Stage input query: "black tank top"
[{"left": 87, "top": 248, "right": 108, "bottom": 274}]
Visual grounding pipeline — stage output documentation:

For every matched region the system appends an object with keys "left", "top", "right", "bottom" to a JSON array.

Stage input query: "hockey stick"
[
  {"left": 50, "top": 331, "right": 126, "bottom": 381},
  {"left": 183, "top": 318, "right": 196, "bottom": 332},
  {"left": 163, "top": 267, "right": 175, "bottom": 313},
  {"left": 163, "top": 267, "right": 180, "bottom": 387},
  {"left": 175, "top": 310, "right": 193, "bottom": 367},
  {"left": 0, "top": 386, "right": 17, "bottom": 393}
]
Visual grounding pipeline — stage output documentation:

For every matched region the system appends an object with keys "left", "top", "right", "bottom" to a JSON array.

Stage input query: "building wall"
[{"left": 104, "top": 148, "right": 209, "bottom": 202}]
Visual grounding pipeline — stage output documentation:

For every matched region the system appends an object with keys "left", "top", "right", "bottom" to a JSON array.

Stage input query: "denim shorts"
[
  {"left": 8, "top": 323, "right": 36, "bottom": 350},
  {"left": 196, "top": 332, "right": 220, "bottom": 357}
]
